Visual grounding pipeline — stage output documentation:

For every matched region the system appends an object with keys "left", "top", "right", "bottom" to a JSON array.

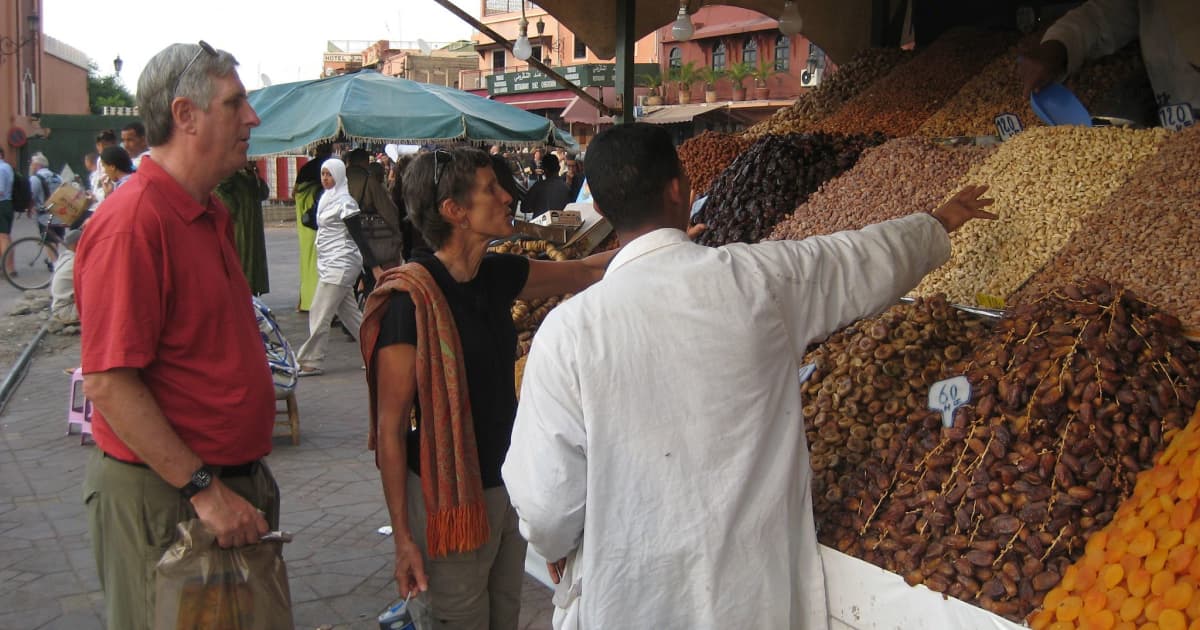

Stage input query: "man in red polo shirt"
[{"left": 75, "top": 41, "right": 277, "bottom": 630}]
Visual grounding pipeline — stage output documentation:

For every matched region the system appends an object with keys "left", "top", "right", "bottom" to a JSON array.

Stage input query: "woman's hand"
[
  {"left": 1018, "top": 40, "right": 1068, "bottom": 97},
  {"left": 394, "top": 535, "right": 429, "bottom": 596}
]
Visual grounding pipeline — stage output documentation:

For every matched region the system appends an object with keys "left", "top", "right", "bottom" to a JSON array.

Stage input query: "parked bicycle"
[{"left": 2, "top": 212, "right": 63, "bottom": 291}]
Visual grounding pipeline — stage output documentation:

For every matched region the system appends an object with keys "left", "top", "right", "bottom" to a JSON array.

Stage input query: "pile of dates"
[
  {"left": 694, "top": 132, "right": 886, "bottom": 247},
  {"left": 823, "top": 280, "right": 1200, "bottom": 622}
]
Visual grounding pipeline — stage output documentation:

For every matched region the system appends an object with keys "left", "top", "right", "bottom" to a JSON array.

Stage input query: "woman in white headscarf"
[{"left": 295, "top": 158, "right": 364, "bottom": 376}]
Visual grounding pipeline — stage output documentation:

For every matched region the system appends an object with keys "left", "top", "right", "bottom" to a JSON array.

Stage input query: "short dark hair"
[
  {"left": 100, "top": 145, "right": 135, "bottom": 174},
  {"left": 95, "top": 129, "right": 117, "bottom": 145},
  {"left": 344, "top": 148, "right": 369, "bottom": 166},
  {"left": 490, "top": 154, "right": 522, "bottom": 212},
  {"left": 402, "top": 147, "right": 491, "bottom": 249},
  {"left": 584, "top": 123, "right": 681, "bottom": 231},
  {"left": 541, "top": 153, "right": 559, "bottom": 177},
  {"left": 121, "top": 121, "right": 145, "bottom": 137}
]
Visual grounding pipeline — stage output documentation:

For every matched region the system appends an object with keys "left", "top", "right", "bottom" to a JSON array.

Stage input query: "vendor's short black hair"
[
  {"left": 584, "top": 123, "right": 681, "bottom": 231},
  {"left": 540, "top": 153, "right": 559, "bottom": 177},
  {"left": 100, "top": 145, "right": 135, "bottom": 174}
]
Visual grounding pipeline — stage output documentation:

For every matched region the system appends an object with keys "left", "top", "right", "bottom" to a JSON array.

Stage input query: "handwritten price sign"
[
  {"left": 994, "top": 113, "right": 1024, "bottom": 141},
  {"left": 928, "top": 376, "right": 972, "bottom": 428},
  {"left": 1158, "top": 104, "right": 1196, "bottom": 132}
]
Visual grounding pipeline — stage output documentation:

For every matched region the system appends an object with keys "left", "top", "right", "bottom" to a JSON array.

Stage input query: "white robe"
[
  {"left": 503, "top": 213, "right": 952, "bottom": 630},
  {"left": 1045, "top": 0, "right": 1199, "bottom": 111}
]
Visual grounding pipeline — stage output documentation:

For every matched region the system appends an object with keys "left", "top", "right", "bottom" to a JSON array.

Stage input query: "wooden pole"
[{"left": 614, "top": 0, "right": 636, "bottom": 123}]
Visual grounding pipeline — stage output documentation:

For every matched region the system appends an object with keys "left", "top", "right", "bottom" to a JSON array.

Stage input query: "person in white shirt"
[
  {"left": 294, "top": 158, "right": 363, "bottom": 376},
  {"left": 501, "top": 123, "right": 997, "bottom": 630},
  {"left": 1018, "top": 0, "right": 1199, "bottom": 120},
  {"left": 121, "top": 121, "right": 151, "bottom": 169}
]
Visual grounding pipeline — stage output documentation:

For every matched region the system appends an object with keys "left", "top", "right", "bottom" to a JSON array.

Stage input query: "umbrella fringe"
[{"left": 248, "top": 134, "right": 567, "bottom": 159}]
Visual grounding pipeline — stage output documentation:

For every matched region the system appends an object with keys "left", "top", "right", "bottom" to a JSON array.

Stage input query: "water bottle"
[{"left": 377, "top": 596, "right": 415, "bottom": 630}]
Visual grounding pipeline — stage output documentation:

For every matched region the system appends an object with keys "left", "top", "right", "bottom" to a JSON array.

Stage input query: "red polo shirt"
[{"left": 76, "top": 156, "right": 275, "bottom": 465}]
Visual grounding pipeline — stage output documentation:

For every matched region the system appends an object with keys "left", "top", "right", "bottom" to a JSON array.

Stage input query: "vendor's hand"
[
  {"left": 393, "top": 536, "right": 429, "bottom": 596},
  {"left": 686, "top": 223, "right": 707, "bottom": 241},
  {"left": 931, "top": 185, "right": 997, "bottom": 233},
  {"left": 189, "top": 478, "right": 269, "bottom": 548},
  {"left": 1018, "top": 40, "right": 1068, "bottom": 97},
  {"left": 547, "top": 558, "right": 567, "bottom": 584}
]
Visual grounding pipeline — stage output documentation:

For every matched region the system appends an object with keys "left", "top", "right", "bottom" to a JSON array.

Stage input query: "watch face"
[{"left": 193, "top": 468, "right": 212, "bottom": 487}]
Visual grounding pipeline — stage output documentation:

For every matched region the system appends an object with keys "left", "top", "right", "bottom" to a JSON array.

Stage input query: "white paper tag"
[
  {"left": 994, "top": 113, "right": 1024, "bottom": 141},
  {"left": 1158, "top": 104, "right": 1196, "bottom": 132},
  {"left": 929, "top": 376, "right": 972, "bottom": 428},
  {"left": 798, "top": 363, "right": 817, "bottom": 385}
]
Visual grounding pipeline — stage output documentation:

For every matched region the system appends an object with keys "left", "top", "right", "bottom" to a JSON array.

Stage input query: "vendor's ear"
[{"left": 664, "top": 176, "right": 689, "bottom": 210}]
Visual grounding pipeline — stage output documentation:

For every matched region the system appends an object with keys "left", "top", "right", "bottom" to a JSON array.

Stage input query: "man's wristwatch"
[{"left": 180, "top": 465, "right": 215, "bottom": 499}]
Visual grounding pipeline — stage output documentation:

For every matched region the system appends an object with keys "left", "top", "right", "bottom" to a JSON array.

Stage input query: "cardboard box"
[
  {"left": 531, "top": 210, "right": 583, "bottom": 228},
  {"left": 46, "top": 182, "right": 90, "bottom": 226}
]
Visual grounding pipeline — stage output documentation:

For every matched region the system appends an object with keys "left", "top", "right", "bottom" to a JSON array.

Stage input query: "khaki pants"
[
  {"left": 83, "top": 450, "right": 281, "bottom": 630},
  {"left": 407, "top": 473, "right": 527, "bottom": 630}
]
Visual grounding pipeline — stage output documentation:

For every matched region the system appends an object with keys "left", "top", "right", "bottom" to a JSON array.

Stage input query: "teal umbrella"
[{"left": 248, "top": 70, "right": 578, "bottom": 157}]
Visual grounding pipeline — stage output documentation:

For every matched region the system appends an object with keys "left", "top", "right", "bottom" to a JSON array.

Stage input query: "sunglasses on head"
[
  {"left": 432, "top": 149, "right": 454, "bottom": 189},
  {"left": 171, "top": 40, "right": 217, "bottom": 98}
]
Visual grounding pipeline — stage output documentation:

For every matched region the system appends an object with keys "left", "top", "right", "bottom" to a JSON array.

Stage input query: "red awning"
[{"left": 493, "top": 89, "right": 577, "bottom": 112}]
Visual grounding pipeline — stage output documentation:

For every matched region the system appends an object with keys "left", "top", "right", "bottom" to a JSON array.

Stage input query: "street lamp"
[
  {"left": 113, "top": 55, "right": 123, "bottom": 75},
  {"left": 0, "top": 12, "right": 40, "bottom": 65}
]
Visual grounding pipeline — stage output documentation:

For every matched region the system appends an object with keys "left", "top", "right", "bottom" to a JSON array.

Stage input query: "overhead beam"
[
  {"left": 430, "top": 0, "right": 617, "bottom": 118},
  {"left": 614, "top": 0, "right": 636, "bottom": 123}
]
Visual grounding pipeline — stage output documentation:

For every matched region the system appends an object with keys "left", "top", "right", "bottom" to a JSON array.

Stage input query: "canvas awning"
[{"left": 637, "top": 102, "right": 728, "bottom": 125}]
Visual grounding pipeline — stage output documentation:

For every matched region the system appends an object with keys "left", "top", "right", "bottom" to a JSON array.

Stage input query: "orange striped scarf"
[{"left": 360, "top": 262, "right": 489, "bottom": 557}]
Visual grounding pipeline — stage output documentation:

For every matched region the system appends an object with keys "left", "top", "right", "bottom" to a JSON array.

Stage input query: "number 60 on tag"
[{"left": 928, "top": 376, "right": 972, "bottom": 428}]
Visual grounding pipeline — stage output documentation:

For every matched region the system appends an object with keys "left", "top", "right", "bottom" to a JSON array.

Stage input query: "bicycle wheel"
[{"left": 3, "top": 236, "right": 57, "bottom": 290}]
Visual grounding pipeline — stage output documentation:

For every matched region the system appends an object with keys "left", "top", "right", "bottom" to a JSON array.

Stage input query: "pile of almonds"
[
  {"left": 677, "top": 131, "right": 750, "bottom": 197},
  {"left": 804, "top": 295, "right": 991, "bottom": 530},
  {"left": 769, "top": 137, "right": 994, "bottom": 241},
  {"left": 836, "top": 280, "right": 1200, "bottom": 622},
  {"left": 1010, "top": 125, "right": 1200, "bottom": 328},
  {"left": 694, "top": 132, "right": 887, "bottom": 247},
  {"left": 912, "top": 126, "right": 1167, "bottom": 306},
  {"left": 813, "top": 29, "right": 1015, "bottom": 136},
  {"left": 742, "top": 48, "right": 914, "bottom": 140}
]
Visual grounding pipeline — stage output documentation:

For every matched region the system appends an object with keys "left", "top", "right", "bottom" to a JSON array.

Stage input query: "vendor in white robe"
[
  {"left": 502, "top": 123, "right": 997, "bottom": 630},
  {"left": 1018, "top": 0, "right": 1199, "bottom": 119}
]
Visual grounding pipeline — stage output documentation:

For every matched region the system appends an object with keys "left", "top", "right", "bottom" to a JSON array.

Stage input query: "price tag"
[
  {"left": 798, "top": 363, "right": 817, "bottom": 385},
  {"left": 994, "top": 113, "right": 1024, "bottom": 141},
  {"left": 929, "top": 375, "right": 972, "bottom": 428},
  {"left": 1158, "top": 104, "right": 1196, "bottom": 132}
]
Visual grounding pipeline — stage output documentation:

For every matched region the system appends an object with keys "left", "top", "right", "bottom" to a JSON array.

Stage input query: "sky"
[{"left": 43, "top": 0, "right": 479, "bottom": 94}]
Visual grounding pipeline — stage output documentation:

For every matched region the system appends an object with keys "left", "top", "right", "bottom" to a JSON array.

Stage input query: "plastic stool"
[{"left": 66, "top": 368, "right": 93, "bottom": 444}]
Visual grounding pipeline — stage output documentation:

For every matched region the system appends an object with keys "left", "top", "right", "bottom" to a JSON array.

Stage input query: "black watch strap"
[{"left": 180, "top": 465, "right": 215, "bottom": 499}]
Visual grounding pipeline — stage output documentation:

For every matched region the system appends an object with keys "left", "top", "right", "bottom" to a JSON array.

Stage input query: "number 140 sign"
[{"left": 928, "top": 375, "right": 972, "bottom": 428}]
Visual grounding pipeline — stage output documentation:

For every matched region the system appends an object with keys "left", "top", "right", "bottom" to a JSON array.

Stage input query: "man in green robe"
[{"left": 214, "top": 162, "right": 271, "bottom": 295}]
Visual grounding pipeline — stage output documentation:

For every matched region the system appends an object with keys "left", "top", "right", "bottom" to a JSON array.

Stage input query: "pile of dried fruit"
[
  {"left": 694, "top": 132, "right": 887, "bottom": 247},
  {"left": 1028, "top": 403, "right": 1200, "bottom": 629},
  {"left": 742, "top": 48, "right": 913, "bottom": 140},
  {"left": 1010, "top": 125, "right": 1200, "bottom": 328},
  {"left": 912, "top": 126, "right": 1167, "bottom": 306},
  {"left": 678, "top": 131, "right": 750, "bottom": 197},
  {"left": 915, "top": 32, "right": 1043, "bottom": 138},
  {"left": 770, "top": 137, "right": 994, "bottom": 241},
  {"left": 813, "top": 29, "right": 1015, "bottom": 136},
  {"left": 836, "top": 280, "right": 1200, "bottom": 622},
  {"left": 489, "top": 239, "right": 572, "bottom": 358},
  {"left": 804, "top": 295, "right": 991, "bottom": 530}
]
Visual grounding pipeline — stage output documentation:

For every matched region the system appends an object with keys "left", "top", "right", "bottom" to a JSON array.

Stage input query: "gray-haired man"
[{"left": 76, "top": 42, "right": 279, "bottom": 629}]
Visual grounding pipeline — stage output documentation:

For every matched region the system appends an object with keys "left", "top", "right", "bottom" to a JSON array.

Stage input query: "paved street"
[{"left": 0, "top": 219, "right": 554, "bottom": 629}]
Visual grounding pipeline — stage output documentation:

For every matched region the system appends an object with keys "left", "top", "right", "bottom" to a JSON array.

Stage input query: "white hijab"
[{"left": 316, "top": 158, "right": 354, "bottom": 216}]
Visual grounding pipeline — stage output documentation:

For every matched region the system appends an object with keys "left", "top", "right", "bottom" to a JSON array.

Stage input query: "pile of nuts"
[
  {"left": 742, "top": 49, "right": 914, "bottom": 140},
  {"left": 916, "top": 32, "right": 1043, "bottom": 138},
  {"left": 805, "top": 295, "right": 991, "bottom": 530},
  {"left": 813, "top": 29, "right": 1015, "bottom": 136},
  {"left": 694, "top": 132, "right": 887, "bottom": 247},
  {"left": 1028, "top": 404, "right": 1200, "bottom": 629},
  {"left": 912, "top": 126, "right": 1167, "bottom": 305},
  {"left": 1067, "top": 44, "right": 1147, "bottom": 114},
  {"left": 770, "top": 137, "right": 994, "bottom": 241},
  {"left": 836, "top": 280, "right": 1200, "bottom": 622},
  {"left": 1010, "top": 125, "right": 1200, "bottom": 328},
  {"left": 677, "top": 131, "right": 751, "bottom": 197}
]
